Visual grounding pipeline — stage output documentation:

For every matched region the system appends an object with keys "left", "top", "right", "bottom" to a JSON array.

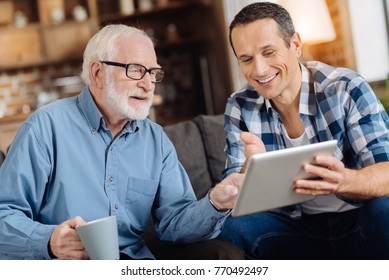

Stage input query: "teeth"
[{"left": 258, "top": 74, "right": 276, "bottom": 83}]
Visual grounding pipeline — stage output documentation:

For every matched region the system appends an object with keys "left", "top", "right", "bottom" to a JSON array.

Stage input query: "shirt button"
[
  {"left": 110, "top": 145, "right": 113, "bottom": 151},
  {"left": 211, "top": 217, "right": 218, "bottom": 221},
  {"left": 114, "top": 204, "right": 119, "bottom": 209},
  {"left": 91, "top": 128, "right": 97, "bottom": 133},
  {"left": 109, "top": 176, "right": 114, "bottom": 182}
]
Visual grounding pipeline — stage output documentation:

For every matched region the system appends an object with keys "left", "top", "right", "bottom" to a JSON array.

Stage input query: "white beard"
[{"left": 104, "top": 75, "right": 153, "bottom": 120}]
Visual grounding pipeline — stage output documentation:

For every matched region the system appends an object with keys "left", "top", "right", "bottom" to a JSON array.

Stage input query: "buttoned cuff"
[{"left": 30, "top": 223, "right": 57, "bottom": 259}]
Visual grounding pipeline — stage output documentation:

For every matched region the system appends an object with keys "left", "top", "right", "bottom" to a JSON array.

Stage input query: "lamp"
[{"left": 279, "top": 0, "right": 336, "bottom": 59}]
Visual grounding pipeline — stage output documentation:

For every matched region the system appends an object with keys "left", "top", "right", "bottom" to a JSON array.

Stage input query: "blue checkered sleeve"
[{"left": 222, "top": 62, "right": 389, "bottom": 179}]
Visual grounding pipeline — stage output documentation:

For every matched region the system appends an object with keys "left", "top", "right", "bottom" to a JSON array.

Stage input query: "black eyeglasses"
[{"left": 101, "top": 61, "right": 165, "bottom": 83}]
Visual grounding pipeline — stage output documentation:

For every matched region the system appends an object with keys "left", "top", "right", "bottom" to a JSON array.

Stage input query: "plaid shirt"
[{"left": 223, "top": 61, "right": 389, "bottom": 217}]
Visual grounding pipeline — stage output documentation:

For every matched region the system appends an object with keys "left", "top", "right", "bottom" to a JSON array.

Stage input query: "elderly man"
[{"left": 0, "top": 24, "right": 244, "bottom": 260}]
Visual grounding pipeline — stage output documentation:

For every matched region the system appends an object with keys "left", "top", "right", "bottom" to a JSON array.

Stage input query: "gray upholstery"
[
  {"left": 144, "top": 114, "right": 227, "bottom": 251},
  {"left": 163, "top": 119, "right": 213, "bottom": 199},
  {"left": 194, "top": 114, "right": 226, "bottom": 184},
  {"left": 163, "top": 114, "right": 226, "bottom": 198},
  {"left": 0, "top": 150, "right": 5, "bottom": 167}
]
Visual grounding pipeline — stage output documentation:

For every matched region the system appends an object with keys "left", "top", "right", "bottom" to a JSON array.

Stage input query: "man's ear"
[
  {"left": 290, "top": 32, "right": 302, "bottom": 57},
  {"left": 90, "top": 61, "right": 104, "bottom": 89}
]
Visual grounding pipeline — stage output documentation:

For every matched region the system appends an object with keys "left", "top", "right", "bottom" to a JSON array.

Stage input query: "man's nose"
[
  {"left": 253, "top": 57, "right": 269, "bottom": 76},
  {"left": 137, "top": 72, "right": 154, "bottom": 92}
]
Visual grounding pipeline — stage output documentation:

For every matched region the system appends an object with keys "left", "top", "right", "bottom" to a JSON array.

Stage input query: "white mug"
[{"left": 76, "top": 216, "right": 120, "bottom": 260}]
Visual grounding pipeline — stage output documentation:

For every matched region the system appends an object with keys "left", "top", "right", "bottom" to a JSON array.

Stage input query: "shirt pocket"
[{"left": 125, "top": 177, "right": 159, "bottom": 231}]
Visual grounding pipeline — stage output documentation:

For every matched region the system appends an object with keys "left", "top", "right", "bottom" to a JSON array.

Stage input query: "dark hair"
[{"left": 229, "top": 2, "right": 295, "bottom": 55}]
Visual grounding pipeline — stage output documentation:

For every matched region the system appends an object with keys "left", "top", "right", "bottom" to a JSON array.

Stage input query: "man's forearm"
[{"left": 342, "top": 162, "right": 389, "bottom": 200}]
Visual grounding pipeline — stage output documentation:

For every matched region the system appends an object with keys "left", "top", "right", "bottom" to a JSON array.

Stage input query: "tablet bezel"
[{"left": 231, "top": 140, "right": 338, "bottom": 217}]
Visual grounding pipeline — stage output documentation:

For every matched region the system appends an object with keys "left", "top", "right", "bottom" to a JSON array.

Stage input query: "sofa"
[
  {"left": 143, "top": 114, "right": 229, "bottom": 256},
  {"left": 0, "top": 150, "right": 4, "bottom": 167},
  {"left": 163, "top": 114, "right": 226, "bottom": 198}
]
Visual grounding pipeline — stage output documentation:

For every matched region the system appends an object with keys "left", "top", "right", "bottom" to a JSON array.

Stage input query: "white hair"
[{"left": 80, "top": 24, "right": 154, "bottom": 86}]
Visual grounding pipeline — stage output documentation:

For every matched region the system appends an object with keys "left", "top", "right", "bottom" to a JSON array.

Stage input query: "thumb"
[
  {"left": 223, "top": 183, "right": 240, "bottom": 197},
  {"left": 212, "top": 173, "right": 244, "bottom": 205},
  {"left": 240, "top": 131, "right": 261, "bottom": 145},
  {"left": 240, "top": 132, "right": 266, "bottom": 158},
  {"left": 67, "top": 216, "right": 87, "bottom": 229}
]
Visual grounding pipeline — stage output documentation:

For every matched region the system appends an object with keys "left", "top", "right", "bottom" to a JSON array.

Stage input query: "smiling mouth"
[{"left": 257, "top": 73, "right": 277, "bottom": 84}]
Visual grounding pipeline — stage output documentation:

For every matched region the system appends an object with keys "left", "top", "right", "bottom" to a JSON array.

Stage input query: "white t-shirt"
[{"left": 281, "top": 124, "right": 358, "bottom": 214}]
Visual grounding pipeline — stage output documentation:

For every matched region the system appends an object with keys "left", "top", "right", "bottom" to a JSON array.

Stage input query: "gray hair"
[
  {"left": 81, "top": 24, "right": 154, "bottom": 85},
  {"left": 229, "top": 2, "right": 295, "bottom": 56}
]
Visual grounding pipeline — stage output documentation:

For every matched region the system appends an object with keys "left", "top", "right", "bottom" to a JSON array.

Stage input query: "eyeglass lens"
[{"left": 126, "top": 64, "right": 164, "bottom": 82}]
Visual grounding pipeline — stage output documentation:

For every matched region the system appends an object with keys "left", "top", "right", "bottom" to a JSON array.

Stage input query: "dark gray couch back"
[
  {"left": 0, "top": 150, "right": 5, "bottom": 167},
  {"left": 163, "top": 114, "right": 226, "bottom": 199}
]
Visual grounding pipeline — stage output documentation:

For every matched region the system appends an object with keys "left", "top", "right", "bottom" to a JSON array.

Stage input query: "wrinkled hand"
[
  {"left": 240, "top": 132, "right": 266, "bottom": 173},
  {"left": 210, "top": 173, "right": 245, "bottom": 210},
  {"left": 49, "top": 216, "right": 89, "bottom": 260}
]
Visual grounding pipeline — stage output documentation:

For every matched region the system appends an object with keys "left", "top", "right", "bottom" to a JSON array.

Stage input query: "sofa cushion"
[
  {"left": 0, "top": 150, "right": 5, "bottom": 167},
  {"left": 163, "top": 120, "right": 213, "bottom": 199},
  {"left": 144, "top": 116, "right": 226, "bottom": 253},
  {"left": 194, "top": 114, "right": 226, "bottom": 184}
]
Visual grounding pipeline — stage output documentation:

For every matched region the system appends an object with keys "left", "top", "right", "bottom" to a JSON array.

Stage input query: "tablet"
[{"left": 231, "top": 140, "right": 338, "bottom": 217}]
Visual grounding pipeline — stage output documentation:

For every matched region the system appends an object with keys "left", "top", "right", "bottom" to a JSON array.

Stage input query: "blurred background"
[{"left": 0, "top": 0, "right": 388, "bottom": 154}]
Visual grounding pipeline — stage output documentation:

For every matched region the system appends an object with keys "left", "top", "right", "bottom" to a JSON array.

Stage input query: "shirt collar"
[
  {"left": 299, "top": 62, "right": 318, "bottom": 116},
  {"left": 77, "top": 86, "right": 139, "bottom": 135}
]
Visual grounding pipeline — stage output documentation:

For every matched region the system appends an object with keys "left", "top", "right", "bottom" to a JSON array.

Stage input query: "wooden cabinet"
[
  {"left": 0, "top": 113, "right": 29, "bottom": 153},
  {"left": 0, "top": 25, "right": 44, "bottom": 68},
  {"left": 0, "top": 0, "right": 233, "bottom": 126},
  {"left": 42, "top": 21, "right": 96, "bottom": 62},
  {"left": 0, "top": 0, "right": 98, "bottom": 69}
]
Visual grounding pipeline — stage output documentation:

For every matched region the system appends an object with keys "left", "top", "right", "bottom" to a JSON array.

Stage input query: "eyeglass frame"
[{"left": 100, "top": 61, "right": 165, "bottom": 83}]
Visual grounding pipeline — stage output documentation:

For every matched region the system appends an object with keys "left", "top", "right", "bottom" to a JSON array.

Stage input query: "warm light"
[{"left": 279, "top": 0, "right": 336, "bottom": 45}]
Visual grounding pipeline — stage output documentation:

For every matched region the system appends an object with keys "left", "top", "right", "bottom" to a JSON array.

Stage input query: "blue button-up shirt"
[
  {"left": 0, "top": 87, "right": 226, "bottom": 259},
  {"left": 223, "top": 61, "right": 389, "bottom": 217}
]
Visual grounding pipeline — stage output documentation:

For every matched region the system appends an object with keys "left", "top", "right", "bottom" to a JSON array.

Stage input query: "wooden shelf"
[
  {"left": 0, "top": 0, "right": 98, "bottom": 70},
  {"left": 0, "top": 112, "right": 32, "bottom": 124},
  {"left": 98, "top": 1, "right": 207, "bottom": 25},
  {"left": 0, "top": 0, "right": 234, "bottom": 126},
  {"left": 156, "top": 36, "right": 206, "bottom": 49}
]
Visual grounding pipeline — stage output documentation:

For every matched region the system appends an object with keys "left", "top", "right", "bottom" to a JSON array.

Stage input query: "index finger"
[{"left": 314, "top": 155, "right": 344, "bottom": 171}]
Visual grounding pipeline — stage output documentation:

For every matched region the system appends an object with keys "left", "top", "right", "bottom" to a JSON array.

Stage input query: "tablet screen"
[{"left": 231, "top": 140, "right": 338, "bottom": 217}]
